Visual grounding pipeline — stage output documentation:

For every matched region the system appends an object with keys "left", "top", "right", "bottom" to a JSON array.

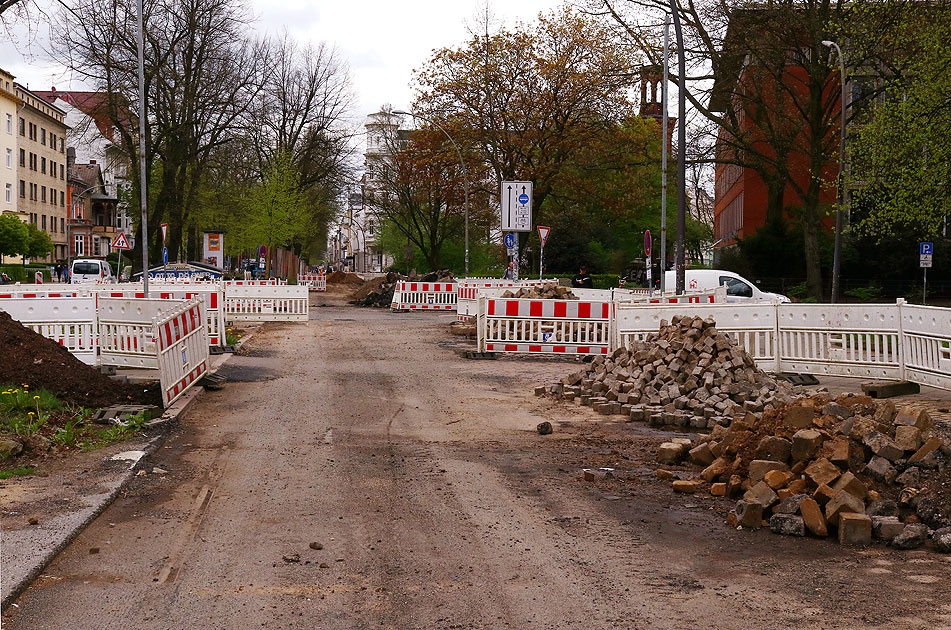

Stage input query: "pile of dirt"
[
  {"left": 537, "top": 314, "right": 796, "bottom": 428},
  {"left": 658, "top": 394, "right": 951, "bottom": 550},
  {"left": 349, "top": 270, "right": 456, "bottom": 308},
  {"left": 500, "top": 284, "right": 576, "bottom": 300},
  {"left": 0, "top": 311, "right": 161, "bottom": 408},
  {"left": 326, "top": 271, "right": 365, "bottom": 285}
]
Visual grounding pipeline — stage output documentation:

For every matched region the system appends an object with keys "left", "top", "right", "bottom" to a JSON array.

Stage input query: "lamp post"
[
  {"left": 392, "top": 110, "right": 471, "bottom": 277},
  {"left": 822, "top": 39, "right": 846, "bottom": 304}
]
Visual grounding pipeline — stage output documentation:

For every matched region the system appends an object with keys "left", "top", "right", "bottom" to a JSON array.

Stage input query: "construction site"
[{"left": 1, "top": 275, "right": 951, "bottom": 629}]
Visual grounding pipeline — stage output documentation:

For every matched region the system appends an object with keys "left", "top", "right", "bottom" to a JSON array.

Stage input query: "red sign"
[{"left": 537, "top": 225, "right": 551, "bottom": 247}]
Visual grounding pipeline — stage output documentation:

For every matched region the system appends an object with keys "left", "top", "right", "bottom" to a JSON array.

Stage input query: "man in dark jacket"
[{"left": 572, "top": 265, "right": 593, "bottom": 288}]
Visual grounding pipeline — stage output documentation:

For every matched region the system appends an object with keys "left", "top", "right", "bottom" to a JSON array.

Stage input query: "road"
[{"left": 4, "top": 288, "right": 950, "bottom": 629}]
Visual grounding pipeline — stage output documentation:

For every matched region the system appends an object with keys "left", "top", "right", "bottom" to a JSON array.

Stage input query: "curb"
[{"left": 1, "top": 377, "right": 209, "bottom": 611}]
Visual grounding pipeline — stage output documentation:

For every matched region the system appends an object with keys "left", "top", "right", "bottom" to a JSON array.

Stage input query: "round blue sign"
[
  {"left": 518, "top": 193, "right": 529, "bottom": 204},
  {"left": 504, "top": 233, "right": 516, "bottom": 248}
]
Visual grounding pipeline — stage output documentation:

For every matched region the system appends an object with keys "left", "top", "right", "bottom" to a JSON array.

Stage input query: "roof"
[
  {"left": 69, "top": 163, "right": 104, "bottom": 193},
  {"left": 33, "top": 89, "right": 133, "bottom": 140}
]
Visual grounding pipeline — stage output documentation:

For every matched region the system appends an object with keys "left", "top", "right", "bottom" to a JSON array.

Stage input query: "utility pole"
[
  {"left": 660, "top": 14, "right": 670, "bottom": 295},
  {"left": 670, "top": 0, "right": 686, "bottom": 294},
  {"left": 136, "top": 0, "right": 150, "bottom": 295}
]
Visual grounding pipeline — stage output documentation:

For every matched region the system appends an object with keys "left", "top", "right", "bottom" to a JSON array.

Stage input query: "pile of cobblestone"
[
  {"left": 535, "top": 315, "right": 797, "bottom": 429},
  {"left": 500, "top": 285, "right": 576, "bottom": 300}
]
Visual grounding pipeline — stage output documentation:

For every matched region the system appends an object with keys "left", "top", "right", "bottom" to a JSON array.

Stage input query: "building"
[
  {"left": 66, "top": 156, "right": 118, "bottom": 260},
  {"left": 15, "top": 83, "right": 69, "bottom": 262},
  {"left": 34, "top": 88, "right": 134, "bottom": 249},
  {"left": 0, "top": 68, "right": 24, "bottom": 264}
]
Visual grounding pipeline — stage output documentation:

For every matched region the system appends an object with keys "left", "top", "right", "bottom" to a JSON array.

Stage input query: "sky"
[{"left": 2, "top": 0, "right": 567, "bottom": 124}]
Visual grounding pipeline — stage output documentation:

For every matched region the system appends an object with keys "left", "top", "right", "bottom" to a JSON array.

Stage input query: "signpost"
[
  {"left": 161, "top": 222, "right": 168, "bottom": 266},
  {"left": 645, "top": 229, "right": 653, "bottom": 297},
  {"left": 112, "top": 232, "right": 131, "bottom": 281},
  {"left": 501, "top": 182, "right": 532, "bottom": 282},
  {"left": 920, "top": 242, "right": 933, "bottom": 304},
  {"left": 259, "top": 245, "right": 268, "bottom": 277},
  {"left": 537, "top": 225, "right": 550, "bottom": 280}
]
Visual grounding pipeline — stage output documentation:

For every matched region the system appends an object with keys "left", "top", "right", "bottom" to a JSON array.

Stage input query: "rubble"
[
  {"left": 500, "top": 285, "right": 577, "bottom": 300},
  {"left": 349, "top": 270, "right": 455, "bottom": 308}
]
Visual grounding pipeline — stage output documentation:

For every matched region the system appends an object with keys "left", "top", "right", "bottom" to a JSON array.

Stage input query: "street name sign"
[{"left": 501, "top": 181, "right": 532, "bottom": 232}]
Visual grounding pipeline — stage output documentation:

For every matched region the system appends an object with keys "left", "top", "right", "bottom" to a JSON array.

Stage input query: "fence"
[
  {"left": 390, "top": 281, "right": 458, "bottom": 311},
  {"left": 478, "top": 297, "right": 614, "bottom": 355},
  {"left": 298, "top": 273, "right": 327, "bottom": 292},
  {"left": 155, "top": 298, "right": 210, "bottom": 406},
  {"left": 98, "top": 297, "right": 208, "bottom": 369},
  {"left": 97, "top": 285, "right": 226, "bottom": 347},
  {"left": 0, "top": 295, "right": 98, "bottom": 365},
  {"left": 224, "top": 283, "right": 308, "bottom": 321},
  {"left": 456, "top": 279, "right": 548, "bottom": 321}
]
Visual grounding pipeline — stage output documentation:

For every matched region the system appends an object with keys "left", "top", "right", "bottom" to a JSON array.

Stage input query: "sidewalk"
[{"left": 0, "top": 347, "right": 237, "bottom": 610}]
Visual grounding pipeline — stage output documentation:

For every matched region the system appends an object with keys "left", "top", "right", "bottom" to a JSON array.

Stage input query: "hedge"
[{"left": 0, "top": 264, "right": 53, "bottom": 283}]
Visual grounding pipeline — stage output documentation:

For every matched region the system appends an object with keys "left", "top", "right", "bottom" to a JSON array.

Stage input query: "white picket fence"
[
  {"left": 155, "top": 299, "right": 210, "bottom": 407},
  {"left": 298, "top": 273, "right": 327, "bottom": 291},
  {"left": 98, "top": 284, "right": 226, "bottom": 348}
]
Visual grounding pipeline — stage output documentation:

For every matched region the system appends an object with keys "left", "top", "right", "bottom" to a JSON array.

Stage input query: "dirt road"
[{"left": 4, "top": 289, "right": 951, "bottom": 629}]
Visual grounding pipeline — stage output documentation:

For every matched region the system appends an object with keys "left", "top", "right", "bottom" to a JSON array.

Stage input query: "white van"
[
  {"left": 663, "top": 269, "right": 789, "bottom": 302},
  {"left": 70, "top": 258, "right": 115, "bottom": 284}
]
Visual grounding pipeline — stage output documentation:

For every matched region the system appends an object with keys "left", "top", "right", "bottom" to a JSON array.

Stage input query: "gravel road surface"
[{"left": 4, "top": 289, "right": 950, "bottom": 629}]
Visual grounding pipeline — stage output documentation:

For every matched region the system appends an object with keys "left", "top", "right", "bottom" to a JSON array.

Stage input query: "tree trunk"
[{"left": 802, "top": 210, "right": 824, "bottom": 300}]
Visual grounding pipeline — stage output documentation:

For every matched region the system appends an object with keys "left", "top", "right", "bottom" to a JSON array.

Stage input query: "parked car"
[
  {"left": 70, "top": 258, "right": 115, "bottom": 284},
  {"left": 663, "top": 269, "right": 789, "bottom": 302}
]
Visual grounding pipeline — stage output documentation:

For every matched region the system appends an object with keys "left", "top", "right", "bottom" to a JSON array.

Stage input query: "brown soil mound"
[
  {"left": 326, "top": 271, "right": 365, "bottom": 285},
  {"left": 0, "top": 311, "right": 161, "bottom": 408}
]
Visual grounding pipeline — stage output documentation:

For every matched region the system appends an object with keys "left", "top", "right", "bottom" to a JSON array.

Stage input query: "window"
[
  {"left": 40, "top": 128, "right": 46, "bottom": 145},
  {"left": 4, "top": 183, "right": 11, "bottom": 203},
  {"left": 60, "top": 217, "right": 64, "bottom": 232},
  {"left": 41, "top": 186, "right": 46, "bottom": 203},
  {"left": 41, "top": 215, "right": 46, "bottom": 230},
  {"left": 74, "top": 235, "right": 85, "bottom": 256},
  {"left": 41, "top": 156, "right": 46, "bottom": 174},
  {"left": 19, "top": 148, "right": 24, "bottom": 167},
  {"left": 719, "top": 275, "right": 753, "bottom": 298},
  {"left": 60, "top": 163, "right": 64, "bottom": 179},
  {"left": 60, "top": 190, "right": 64, "bottom": 206},
  {"left": 5, "top": 113, "right": 11, "bottom": 134},
  {"left": 29, "top": 153, "right": 35, "bottom": 170},
  {"left": 59, "top": 137, "right": 64, "bottom": 152},
  {"left": 51, "top": 215, "right": 56, "bottom": 232},
  {"left": 19, "top": 180, "right": 25, "bottom": 198},
  {"left": 5, "top": 148, "right": 10, "bottom": 168},
  {"left": 18, "top": 117, "right": 24, "bottom": 136}
]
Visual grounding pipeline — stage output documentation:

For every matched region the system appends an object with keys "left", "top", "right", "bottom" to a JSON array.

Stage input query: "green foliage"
[
  {"left": 787, "top": 283, "right": 810, "bottom": 299},
  {"left": 844, "top": 285, "right": 883, "bottom": 302},
  {"left": 234, "top": 154, "right": 311, "bottom": 256},
  {"left": 0, "top": 466, "right": 36, "bottom": 479},
  {"left": 24, "top": 223, "right": 54, "bottom": 260},
  {"left": 0, "top": 214, "right": 29, "bottom": 258},
  {"left": 51, "top": 416, "right": 85, "bottom": 448},
  {"left": 0, "top": 264, "right": 54, "bottom": 282}
]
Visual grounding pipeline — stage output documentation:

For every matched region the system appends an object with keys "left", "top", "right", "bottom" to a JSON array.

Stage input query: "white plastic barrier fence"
[
  {"left": 298, "top": 273, "right": 327, "bottom": 291},
  {"left": 390, "top": 281, "right": 457, "bottom": 311},
  {"left": 224, "top": 283, "right": 308, "bottom": 321},
  {"left": 224, "top": 279, "right": 286, "bottom": 286},
  {"left": 0, "top": 286, "right": 88, "bottom": 298},
  {"left": 456, "top": 279, "right": 548, "bottom": 321},
  {"left": 155, "top": 298, "right": 210, "bottom": 407},
  {"left": 0, "top": 295, "right": 98, "bottom": 365},
  {"left": 902, "top": 304, "right": 951, "bottom": 390},
  {"left": 98, "top": 296, "right": 209, "bottom": 369},
  {"left": 478, "top": 296, "right": 614, "bottom": 355},
  {"left": 97, "top": 284, "right": 226, "bottom": 348}
]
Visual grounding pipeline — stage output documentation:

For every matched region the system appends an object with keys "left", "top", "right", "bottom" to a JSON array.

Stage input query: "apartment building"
[
  {"left": 0, "top": 69, "right": 21, "bottom": 264},
  {"left": 15, "top": 83, "right": 69, "bottom": 262}
]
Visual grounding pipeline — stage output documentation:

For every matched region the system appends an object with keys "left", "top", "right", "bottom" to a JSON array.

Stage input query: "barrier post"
[
  {"left": 896, "top": 298, "right": 906, "bottom": 381},
  {"left": 773, "top": 300, "right": 783, "bottom": 372}
]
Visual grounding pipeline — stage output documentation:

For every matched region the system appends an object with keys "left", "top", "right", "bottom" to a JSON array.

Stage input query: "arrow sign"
[
  {"left": 160, "top": 223, "right": 168, "bottom": 244},
  {"left": 537, "top": 225, "right": 550, "bottom": 247},
  {"left": 111, "top": 232, "right": 131, "bottom": 250},
  {"left": 500, "top": 180, "right": 533, "bottom": 232},
  {"left": 162, "top": 246, "right": 168, "bottom": 265}
]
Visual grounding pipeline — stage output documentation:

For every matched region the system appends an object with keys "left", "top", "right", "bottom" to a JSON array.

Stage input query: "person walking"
[
  {"left": 502, "top": 261, "right": 516, "bottom": 280},
  {"left": 571, "top": 265, "right": 593, "bottom": 288}
]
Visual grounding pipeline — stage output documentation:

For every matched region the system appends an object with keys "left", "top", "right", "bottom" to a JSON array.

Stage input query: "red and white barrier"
[
  {"left": 478, "top": 296, "right": 614, "bottom": 355},
  {"left": 455, "top": 278, "right": 548, "bottom": 321},
  {"left": 155, "top": 298, "right": 209, "bottom": 407},
  {"left": 97, "top": 296, "right": 209, "bottom": 369},
  {"left": 97, "top": 284, "right": 226, "bottom": 347},
  {"left": 390, "top": 281, "right": 457, "bottom": 311},
  {"left": 298, "top": 273, "right": 327, "bottom": 292},
  {"left": 0, "top": 295, "right": 98, "bottom": 364},
  {"left": 224, "top": 279, "right": 286, "bottom": 286},
  {"left": 225, "top": 283, "right": 308, "bottom": 321}
]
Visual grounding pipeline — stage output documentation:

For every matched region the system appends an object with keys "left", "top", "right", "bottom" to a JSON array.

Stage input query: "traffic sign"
[
  {"left": 920, "top": 255, "right": 933, "bottom": 268},
  {"left": 259, "top": 245, "right": 267, "bottom": 258},
  {"left": 644, "top": 230, "right": 652, "bottom": 257},
  {"left": 504, "top": 233, "right": 516, "bottom": 248},
  {"left": 111, "top": 232, "right": 131, "bottom": 250},
  {"left": 160, "top": 223, "right": 168, "bottom": 244},
  {"left": 500, "top": 181, "right": 532, "bottom": 232},
  {"left": 537, "top": 225, "right": 550, "bottom": 248},
  {"left": 162, "top": 246, "right": 168, "bottom": 265},
  {"left": 920, "top": 242, "right": 934, "bottom": 256}
]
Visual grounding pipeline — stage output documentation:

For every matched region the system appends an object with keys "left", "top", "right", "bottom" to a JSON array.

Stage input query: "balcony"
[{"left": 91, "top": 224, "right": 117, "bottom": 235}]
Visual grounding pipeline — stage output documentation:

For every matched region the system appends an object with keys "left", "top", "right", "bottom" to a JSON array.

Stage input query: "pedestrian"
[
  {"left": 502, "top": 261, "right": 516, "bottom": 280},
  {"left": 571, "top": 265, "right": 593, "bottom": 288}
]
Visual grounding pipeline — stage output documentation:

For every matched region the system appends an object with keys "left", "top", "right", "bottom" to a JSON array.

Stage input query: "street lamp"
[
  {"left": 822, "top": 39, "right": 846, "bottom": 304},
  {"left": 392, "top": 110, "right": 471, "bottom": 277}
]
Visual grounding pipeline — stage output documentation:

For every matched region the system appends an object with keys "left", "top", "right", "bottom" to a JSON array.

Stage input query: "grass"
[
  {"left": 0, "top": 386, "right": 62, "bottom": 437},
  {"left": 0, "top": 465, "right": 35, "bottom": 479}
]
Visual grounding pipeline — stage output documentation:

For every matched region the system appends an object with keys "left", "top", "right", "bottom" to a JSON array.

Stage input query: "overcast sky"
[{"left": 2, "top": 0, "right": 566, "bottom": 124}]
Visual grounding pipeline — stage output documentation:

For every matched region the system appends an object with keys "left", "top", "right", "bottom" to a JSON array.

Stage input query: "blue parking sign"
[{"left": 921, "top": 242, "right": 933, "bottom": 255}]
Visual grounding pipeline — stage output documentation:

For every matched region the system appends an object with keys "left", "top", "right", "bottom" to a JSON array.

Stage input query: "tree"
[
  {"left": 413, "top": 7, "right": 642, "bottom": 253},
  {"left": 848, "top": 11, "right": 951, "bottom": 240},
  {"left": 0, "top": 214, "right": 29, "bottom": 258},
  {"left": 598, "top": 0, "right": 916, "bottom": 298},
  {"left": 24, "top": 223, "right": 53, "bottom": 260}
]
